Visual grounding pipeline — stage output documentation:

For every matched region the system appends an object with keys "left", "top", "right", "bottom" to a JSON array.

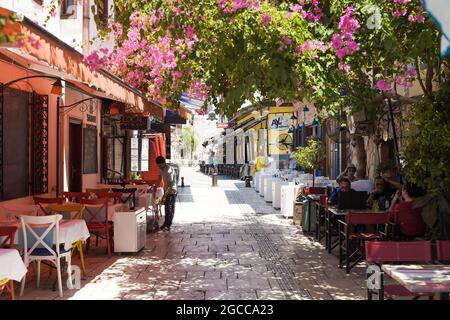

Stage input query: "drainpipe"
[
  {"left": 56, "top": 97, "right": 60, "bottom": 197},
  {"left": 301, "top": 121, "right": 305, "bottom": 147},
  {"left": 317, "top": 123, "right": 323, "bottom": 176},
  {"left": 335, "top": 140, "right": 340, "bottom": 179},
  {"left": 82, "top": 0, "right": 90, "bottom": 55}
]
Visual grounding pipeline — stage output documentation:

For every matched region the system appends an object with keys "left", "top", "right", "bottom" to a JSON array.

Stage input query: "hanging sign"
[
  {"left": 121, "top": 114, "right": 148, "bottom": 130},
  {"left": 141, "top": 138, "right": 149, "bottom": 172},
  {"left": 130, "top": 138, "right": 139, "bottom": 172},
  {"left": 270, "top": 116, "right": 290, "bottom": 131}
]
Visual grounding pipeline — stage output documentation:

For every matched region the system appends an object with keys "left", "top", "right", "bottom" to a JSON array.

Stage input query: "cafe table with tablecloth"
[
  {"left": 0, "top": 248, "right": 27, "bottom": 282},
  {"left": 0, "top": 219, "right": 90, "bottom": 251}
]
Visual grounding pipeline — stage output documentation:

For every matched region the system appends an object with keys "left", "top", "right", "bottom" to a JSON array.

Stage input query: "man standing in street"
[{"left": 156, "top": 156, "right": 178, "bottom": 231}]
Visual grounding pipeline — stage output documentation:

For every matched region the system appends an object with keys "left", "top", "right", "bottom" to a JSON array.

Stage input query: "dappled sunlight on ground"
[{"left": 3, "top": 167, "right": 369, "bottom": 300}]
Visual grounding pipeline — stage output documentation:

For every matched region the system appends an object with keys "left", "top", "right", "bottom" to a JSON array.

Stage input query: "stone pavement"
[{"left": 9, "top": 167, "right": 368, "bottom": 300}]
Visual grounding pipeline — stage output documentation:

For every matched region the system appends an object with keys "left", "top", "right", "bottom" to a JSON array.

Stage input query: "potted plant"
[{"left": 294, "top": 137, "right": 324, "bottom": 188}]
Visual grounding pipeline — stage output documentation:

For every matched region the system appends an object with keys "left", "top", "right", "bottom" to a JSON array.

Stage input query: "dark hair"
[
  {"left": 155, "top": 156, "right": 166, "bottom": 164},
  {"left": 374, "top": 176, "right": 384, "bottom": 182},
  {"left": 338, "top": 176, "right": 351, "bottom": 185},
  {"left": 404, "top": 182, "right": 425, "bottom": 198}
]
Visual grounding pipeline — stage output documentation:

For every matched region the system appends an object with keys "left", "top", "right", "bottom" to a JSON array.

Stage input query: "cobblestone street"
[{"left": 15, "top": 167, "right": 368, "bottom": 300}]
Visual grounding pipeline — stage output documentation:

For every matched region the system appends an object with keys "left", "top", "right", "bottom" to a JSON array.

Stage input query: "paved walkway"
[{"left": 13, "top": 167, "right": 368, "bottom": 300}]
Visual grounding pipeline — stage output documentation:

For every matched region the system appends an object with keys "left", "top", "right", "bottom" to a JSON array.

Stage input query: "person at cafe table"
[
  {"left": 387, "top": 182, "right": 426, "bottom": 239},
  {"left": 336, "top": 164, "right": 359, "bottom": 183},
  {"left": 328, "top": 177, "right": 355, "bottom": 206},
  {"left": 367, "top": 176, "right": 394, "bottom": 210}
]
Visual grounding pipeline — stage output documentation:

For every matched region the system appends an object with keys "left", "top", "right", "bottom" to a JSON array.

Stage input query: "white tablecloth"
[
  {"left": 0, "top": 248, "right": 27, "bottom": 281},
  {"left": 9, "top": 219, "right": 91, "bottom": 251}
]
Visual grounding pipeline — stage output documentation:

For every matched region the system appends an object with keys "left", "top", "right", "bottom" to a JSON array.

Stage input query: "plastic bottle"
[{"left": 372, "top": 201, "right": 379, "bottom": 211}]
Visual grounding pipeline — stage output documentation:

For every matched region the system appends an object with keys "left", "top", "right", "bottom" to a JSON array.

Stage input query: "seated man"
[
  {"left": 336, "top": 164, "right": 359, "bottom": 183},
  {"left": 328, "top": 177, "right": 355, "bottom": 206},
  {"left": 367, "top": 176, "right": 394, "bottom": 210}
]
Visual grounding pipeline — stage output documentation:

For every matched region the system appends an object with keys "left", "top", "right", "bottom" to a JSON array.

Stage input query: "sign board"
[
  {"left": 86, "top": 114, "right": 96, "bottom": 123},
  {"left": 130, "top": 137, "right": 139, "bottom": 172},
  {"left": 270, "top": 116, "right": 290, "bottom": 131},
  {"left": 130, "top": 137, "right": 150, "bottom": 172},
  {"left": 141, "top": 138, "right": 149, "bottom": 172},
  {"left": 217, "top": 123, "right": 229, "bottom": 128},
  {"left": 120, "top": 114, "right": 149, "bottom": 130}
]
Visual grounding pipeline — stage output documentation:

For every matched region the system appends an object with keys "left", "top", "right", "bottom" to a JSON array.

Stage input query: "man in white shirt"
[{"left": 156, "top": 156, "right": 178, "bottom": 231}]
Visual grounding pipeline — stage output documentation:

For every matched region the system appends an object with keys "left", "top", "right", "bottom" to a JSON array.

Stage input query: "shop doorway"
[{"left": 69, "top": 120, "right": 83, "bottom": 192}]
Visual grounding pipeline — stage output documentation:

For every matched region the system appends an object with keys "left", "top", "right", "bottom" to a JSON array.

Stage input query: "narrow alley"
[{"left": 56, "top": 167, "right": 368, "bottom": 300}]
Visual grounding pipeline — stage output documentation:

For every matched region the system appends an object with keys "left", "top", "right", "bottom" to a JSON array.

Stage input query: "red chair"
[
  {"left": 0, "top": 226, "right": 18, "bottom": 248},
  {"left": 123, "top": 179, "right": 148, "bottom": 185},
  {"left": 436, "top": 240, "right": 450, "bottom": 262},
  {"left": 62, "top": 192, "right": 91, "bottom": 203},
  {"left": 80, "top": 198, "right": 113, "bottom": 257},
  {"left": 303, "top": 187, "right": 326, "bottom": 195},
  {"left": 339, "top": 212, "right": 390, "bottom": 273},
  {"left": 95, "top": 192, "right": 122, "bottom": 204},
  {"left": 365, "top": 241, "right": 434, "bottom": 300},
  {"left": 315, "top": 196, "right": 328, "bottom": 242},
  {"left": 33, "top": 196, "right": 63, "bottom": 215}
]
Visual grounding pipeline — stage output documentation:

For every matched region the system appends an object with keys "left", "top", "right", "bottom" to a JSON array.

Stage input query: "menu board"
[
  {"left": 141, "top": 138, "right": 149, "bottom": 172},
  {"left": 83, "top": 125, "right": 98, "bottom": 174},
  {"left": 130, "top": 137, "right": 139, "bottom": 172}
]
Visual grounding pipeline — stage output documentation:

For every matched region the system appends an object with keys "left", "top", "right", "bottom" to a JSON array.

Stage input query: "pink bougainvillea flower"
[
  {"left": 261, "top": 12, "right": 271, "bottom": 26},
  {"left": 282, "top": 35, "right": 292, "bottom": 45},
  {"left": 338, "top": 63, "right": 351, "bottom": 72},
  {"left": 405, "top": 67, "right": 416, "bottom": 78},
  {"left": 376, "top": 80, "right": 392, "bottom": 92},
  {"left": 27, "top": 35, "right": 42, "bottom": 49}
]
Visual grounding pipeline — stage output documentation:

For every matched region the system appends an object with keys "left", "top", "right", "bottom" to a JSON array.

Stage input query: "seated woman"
[{"left": 387, "top": 182, "right": 426, "bottom": 238}]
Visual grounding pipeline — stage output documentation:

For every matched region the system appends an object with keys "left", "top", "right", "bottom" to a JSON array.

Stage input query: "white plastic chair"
[{"left": 19, "top": 214, "right": 72, "bottom": 297}]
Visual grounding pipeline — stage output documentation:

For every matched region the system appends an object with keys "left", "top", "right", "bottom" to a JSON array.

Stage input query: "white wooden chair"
[{"left": 19, "top": 214, "right": 72, "bottom": 297}]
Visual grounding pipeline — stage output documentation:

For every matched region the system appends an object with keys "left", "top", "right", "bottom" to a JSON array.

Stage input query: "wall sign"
[
  {"left": 130, "top": 137, "right": 150, "bottom": 172},
  {"left": 121, "top": 114, "right": 149, "bottom": 130},
  {"left": 87, "top": 114, "right": 96, "bottom": 123},
  {"left": 130, "top": 137, "right": 139, "bottom": 172},
  {"left": 141, "top": 138, "right": 149, "bottom": 172},
  {"left": 270, "top": 116, "right": 290, "bottom": 131}
]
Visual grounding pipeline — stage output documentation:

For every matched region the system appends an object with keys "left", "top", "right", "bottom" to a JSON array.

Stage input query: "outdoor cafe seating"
[
  {"left": 47, "top": 204, "right": 87, "bottom": 276},
  {"left": 33, "top": 197, "right": 63, "bottom": 215},
  {"left": 18, "top": 214, "right": 74, "bottom": 298},
  {"left": 338, "top": 211, "right": 390, "bottom": 274},
  {"left": 365, "top": 241, "right": 435, "bottom": 300},
  {"left": 80, "top": 198, "right": 114, "bottom": 257},
  {"left": 62, "top": 192, "right": 91, "bottom": 203}
]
